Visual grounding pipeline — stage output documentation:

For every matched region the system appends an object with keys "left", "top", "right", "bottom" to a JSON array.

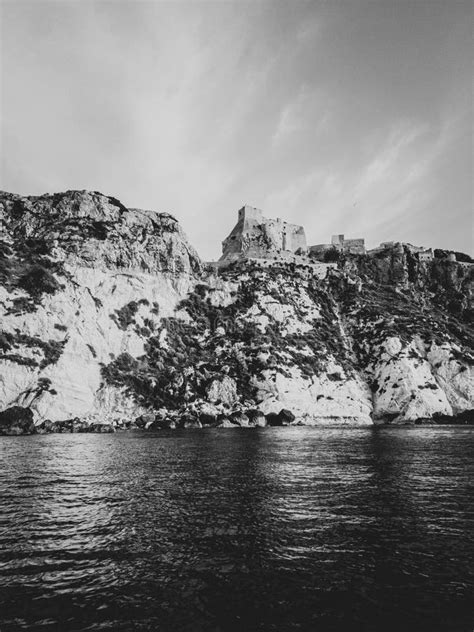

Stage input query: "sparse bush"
[
  {"left": 111, "top": 301, "right": 139, "bottom": 330},
  {"left": 18, "top": 265, "right": 61, "bottom": 297},
  {"left": 323, "top": 247, "right": 340, "bottom": 263}
]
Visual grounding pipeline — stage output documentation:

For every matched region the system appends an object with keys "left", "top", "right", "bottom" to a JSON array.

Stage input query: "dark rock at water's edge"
[
  {"left": 247, "top": 409, "right": 267, "bottom": 427},
  {"left": 265, "top": 409, "right": 296, "bottom": 426},
  {"left": 431, "top": 410, "right": 474, "bottom": 425},
  {"left": 1, "top": 407, "right": 474, "bottom": 435},
  {"left": 0, "top": 406, "right": 292, "bottom": 434},
  {"left": 198, "top": 411, "right": 220, "bottom": 427},
  {"left": 375, "top": 412, "right": 474, "bottom": 426},
  {"left": 134, "top": 413, "right": 155, "bottom": 429},
  {"left": 0, "top": 406, "right": 36, "bottom": 435}
]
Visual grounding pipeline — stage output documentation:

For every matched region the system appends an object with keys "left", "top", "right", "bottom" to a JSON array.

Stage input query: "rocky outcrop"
[
  {"left": 0, "top": 190, "right": 199, "bottom": 424},
  {"left": 0, "top": 190, "right": 472, "bottom": 428},
  {"left": 100, "top": 255, "right": 473, "bottom": 426},
  {"left": 0, "top": 406, "right": 35, "bottom": 435}
]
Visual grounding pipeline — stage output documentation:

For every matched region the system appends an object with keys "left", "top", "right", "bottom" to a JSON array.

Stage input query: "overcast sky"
[{"left": 1, "top": 0, "right": 472, "bottom": 259}]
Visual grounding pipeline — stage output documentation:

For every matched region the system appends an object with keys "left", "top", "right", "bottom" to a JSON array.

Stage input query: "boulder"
[
  {"left": 146, "top": 413, "right": 168, "bottom": 429},
  {"left": 279, "top": 409, "right": 296, "bottom": 425},
  {"left": 89, "top": 423, "right": 115, "bottom": 433},
  {"left": 199, "top": 412, "right": 219, "bottom": 427},
  {"left": 246, "top": 409, "right": 267, "bottom": 427},
  {"left": 217, "top": 418, "right": 239, "bottom": 428},
  {"left": 149, "top": 417, "right": 178, "bottom": 429},
  {"left": 265, "top": 409, "right": 296, "bottom": 426},
  {"left": 53, "top": 419, "right": 74, "bottom": 432},
  {"left": 113, "top": 418, "right": 130, "bottom": 430},
  {"left": 230, "top": 411, "right": 250, "bottom": 427},
  {"left": 49, "top": 420, "right": 68, "bottom": 432},
  {"left": 135, "top": 412, "right": 155, "bottom": 429},
  {"left": 0, "top": 406, "right": 36, "bottom": 435},
  {"left": 196, "top": 402, "right": 221, "bottom": 427},
  {"left": 182, "top": 417, "right": 203, "bottom": 429},
  {"left": 455, "top": 409, "right": 474, "bottom": 424},
  {"left": 206, "top": 376, "right": 237, "bottom": 406},
  {"left": 37, "top": 419, "right": 54, "bottom": 433},
  {"left": 72, "top": 418, "right": 89, "bottom": 433},
  {"left": 265, "top": 412, "right": 282, "bottom": 426}
]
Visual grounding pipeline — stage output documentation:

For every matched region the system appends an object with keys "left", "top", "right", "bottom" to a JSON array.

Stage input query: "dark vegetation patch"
[
  {"left": 36, "top": 377, "right": 57, "bottom": 396},
  {"left": 101, "top": 268, "right": 354, "bottom": 409},
  {"left": 0, "top": 331, "right": 66, "bottom": 368},
  {"left": 434, "top": 249, "right": 472, "bottom": 263},
  {"left": 0, "top": 233, "right": 66, "bottom": 310},
  {"left": 5, "top": 296, "right": 37, "bottom": 316},
  {"left": 111, "top": 299, "right": 150, "bottom": 330},
  {"left": 333, "top": 273, "right": 473, "bottom": 369},
  {"left": 18, "top": 265, "right": 61, "bottom": 297},
  {"left": 322, "top": 247, "right": 341, "bottom": 263}
]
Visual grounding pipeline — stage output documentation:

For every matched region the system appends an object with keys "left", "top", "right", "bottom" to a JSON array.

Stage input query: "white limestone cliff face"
[
  {"left": 253, "top": 366, "right": 373, "bottom": 425},
  {"left": 0, "top": 191, "right": 198, "bottom": 423},
  {"left": 0, "top": 271, "right": 195, "bottom": 423},
  {"left": 197, "top": 268, "right": 472, "bottom": 425},
  {"left": 367, "top": 337, "right": 473, "bottom": 423}
]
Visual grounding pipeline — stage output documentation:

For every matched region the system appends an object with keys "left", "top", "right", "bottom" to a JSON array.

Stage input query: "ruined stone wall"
[
  {"left": 327, "top": 234, "right": 366, "bottom": 254},
  {"left": 418, "top": 249, "right": 433, "bottom": 262},
  {"left": 343, "top": 238, "right": 365, "bottom": 255},
  {"left": 220, "top": 206, "right": 307, "bottom": 262},
  {"left": 238, "top": 205, "right": 263, "bottom": 223},
  {"left": 283, "top": 223, "right": 307, "bottom": 252}
]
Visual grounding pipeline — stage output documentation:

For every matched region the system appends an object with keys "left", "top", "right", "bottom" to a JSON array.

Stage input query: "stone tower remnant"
[{"left": 220, "top": 205, "right": 307, "bottom": 262}]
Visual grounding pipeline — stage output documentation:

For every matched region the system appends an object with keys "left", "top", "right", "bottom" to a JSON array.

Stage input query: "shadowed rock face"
[
  {"left": 0, "top": 406, "right": 35, "bottom": 435},
  {"left": 0, "top": 189, "right": 473, "bottom": 428}
]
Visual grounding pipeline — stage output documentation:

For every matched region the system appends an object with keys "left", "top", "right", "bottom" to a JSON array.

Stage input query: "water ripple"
[{"left": 0, "top": 427, "right": 473, "bottom": 631}]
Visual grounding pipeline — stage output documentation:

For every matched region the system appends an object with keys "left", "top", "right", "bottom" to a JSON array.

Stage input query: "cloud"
[
  {"left": 263, "top": 111, "right": 465, "bottom": 250},
  {"left": 272, "top": 86, "right": 333, "bottom": 146},
  {"left": 0, "top": 0, "right": 471, "bottom": 257}
]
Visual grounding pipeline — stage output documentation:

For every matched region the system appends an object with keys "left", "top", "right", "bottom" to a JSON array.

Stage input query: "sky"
[{"left": 1, "top": 0, "right": 472, "bottom": 259}]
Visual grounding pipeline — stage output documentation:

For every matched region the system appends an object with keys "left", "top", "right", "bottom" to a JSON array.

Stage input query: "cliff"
[
  {"left": 0, "top": 190, "right": 472, "bottom": 432},
  {"left": 0, "top": 190, "right": 200, "bottom": 426}
]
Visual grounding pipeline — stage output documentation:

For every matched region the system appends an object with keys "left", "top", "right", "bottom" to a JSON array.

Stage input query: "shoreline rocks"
[
  {"left": 0, "top": 406, "right": 36, "bottom": 435},
  {"left": 0, "top": 405, "right": 472, "bottom": 435}
]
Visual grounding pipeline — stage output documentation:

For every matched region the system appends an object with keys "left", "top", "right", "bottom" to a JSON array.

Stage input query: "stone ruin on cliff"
[
  {"left": 219, "top": 205, "right": 307, "bottom": 263},
  {"left": 310, "top": 234, "right": 366, "bottom": 257}
]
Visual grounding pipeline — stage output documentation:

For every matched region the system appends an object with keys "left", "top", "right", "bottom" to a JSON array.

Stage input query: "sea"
[{"left": 0, "top": 427, "right": 473, "bottom": 631}]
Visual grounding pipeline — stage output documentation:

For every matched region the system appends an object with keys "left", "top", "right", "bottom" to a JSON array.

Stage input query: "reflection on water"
[{"left": 0, "top": 427, "right": 473, "bottom": 631}]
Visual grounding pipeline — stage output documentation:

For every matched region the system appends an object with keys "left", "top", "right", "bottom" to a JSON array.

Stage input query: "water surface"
[{"left": 0, "top": 427, "right": 473, "bottom": 631}]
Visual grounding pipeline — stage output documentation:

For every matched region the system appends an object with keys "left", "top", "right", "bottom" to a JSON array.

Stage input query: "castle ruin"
[
  {"left": 310, "top": 234, "right": 366, "bottom": 256},
  {"left": 220, "top": 205, "right": 307, "bottom": 263}
]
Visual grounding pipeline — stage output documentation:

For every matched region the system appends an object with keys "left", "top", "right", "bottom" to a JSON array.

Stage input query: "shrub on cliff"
[
  {"left": 323, "top": 247, "right": 340, "bottom": 263},
  {"left": 18, "top": 265, "right": 61, "bottom": 297},
  {"left": 0, "top": 332, "right": 66, "bottom": 369}
]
